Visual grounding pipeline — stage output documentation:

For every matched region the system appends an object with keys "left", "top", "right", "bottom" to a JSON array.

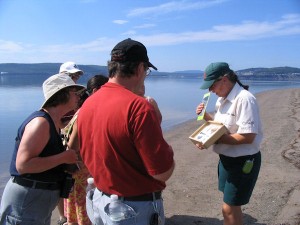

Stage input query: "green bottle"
[{"left": 242, "top": 159, "right": 254, "bottom": 174}]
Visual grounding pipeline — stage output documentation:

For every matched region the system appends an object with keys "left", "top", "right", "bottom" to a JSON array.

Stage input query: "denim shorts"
[
  {"left": 0, "top": 178, "right": 60, "bottom": 225},
  {"left": 88, "top": 188, "right": 165, "bottom": 225},
  {"left": 218, "top": 151, "right": 261, "bottom": 206}
]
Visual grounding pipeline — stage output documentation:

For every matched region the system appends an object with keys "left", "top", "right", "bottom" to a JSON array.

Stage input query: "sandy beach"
[{"left": 51, "top": 88, "right": 300, "bottom": 225}]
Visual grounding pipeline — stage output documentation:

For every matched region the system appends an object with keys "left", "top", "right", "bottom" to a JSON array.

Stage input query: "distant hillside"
[
  {"left": 1, "top": 63, "right": 300, "bottom": 81},
  {"left": 237, "top": 66, "right": 300, "bottom": 75},
  {"left": 236, "top": 66, "right": 300, "bottom": 80},
  {"left": 0, "top": 63, "right": 108, "bottom": 85},
  {"left": 175, "top": 67, "right": 300, "bottom": 80},
  {"left": 173, "top": 70, "right": 203, "bottom": 74},
  {"left": 0, "top": 63, "right": 108, "bottom": 76}
]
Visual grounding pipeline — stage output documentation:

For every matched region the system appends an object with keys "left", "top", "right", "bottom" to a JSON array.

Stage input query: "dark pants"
[{"left": 218, "top": 151, "right": 261, "bottom": 206}]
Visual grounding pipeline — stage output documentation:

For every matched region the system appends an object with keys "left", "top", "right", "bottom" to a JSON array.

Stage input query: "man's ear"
[
  {"left": 136, "top": 62, "right": 145, "bottom": 77},
  {"left": 92, "top": 88, "right": 98, "bottom": 94}
]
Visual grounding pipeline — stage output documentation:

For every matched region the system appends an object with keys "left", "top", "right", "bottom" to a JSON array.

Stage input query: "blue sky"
[{"left": 0, "top": 0, "right": 299, "bottom": 72}]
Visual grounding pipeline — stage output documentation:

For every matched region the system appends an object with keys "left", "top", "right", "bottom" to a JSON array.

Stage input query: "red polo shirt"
[{"left": 78, "top": 82, "right": 174, "bottom": 196}]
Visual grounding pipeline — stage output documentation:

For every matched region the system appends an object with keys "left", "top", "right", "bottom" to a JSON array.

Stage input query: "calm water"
[{"left": 1, "top": 76, "right": 300, "bottom": 195}]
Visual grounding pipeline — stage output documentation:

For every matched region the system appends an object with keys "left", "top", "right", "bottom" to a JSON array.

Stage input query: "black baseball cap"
[{"left": 111, "top": 38, "right": 157, "bottom": 70}]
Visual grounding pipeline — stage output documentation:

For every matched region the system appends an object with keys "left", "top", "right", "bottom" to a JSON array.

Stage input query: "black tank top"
[{"left": 10, "top": 110, "right": 66, "bottom": 182}]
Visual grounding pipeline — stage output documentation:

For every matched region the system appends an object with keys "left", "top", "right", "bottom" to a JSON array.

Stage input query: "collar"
[{"left": 222, "top": 83, "right": 243, "bottom": 104}]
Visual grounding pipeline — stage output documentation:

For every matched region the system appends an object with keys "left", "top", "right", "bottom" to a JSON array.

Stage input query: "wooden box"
[{"left": 189, "top": 121, "right": 227, "bottom": 148}]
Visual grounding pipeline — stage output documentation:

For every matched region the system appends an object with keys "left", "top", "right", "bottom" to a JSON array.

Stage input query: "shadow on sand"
[{"left": 165, "top": 213, "right": 267, "bottom": 225}]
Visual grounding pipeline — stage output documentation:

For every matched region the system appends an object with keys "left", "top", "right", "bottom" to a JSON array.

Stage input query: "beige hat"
[
  {"left": 59, "top": 61, "right": 83, "bottom": 74},
  {"left": 41, "top": 73, "right": 85, "bottom": 108}
]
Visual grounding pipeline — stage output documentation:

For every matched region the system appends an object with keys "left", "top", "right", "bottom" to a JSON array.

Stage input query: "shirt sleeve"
[
  {"left": 236, "top": 96, "right": 260, "bottom": 134},
  {"left": 130, "top": 101, "right": 174, "bottom": 176}
]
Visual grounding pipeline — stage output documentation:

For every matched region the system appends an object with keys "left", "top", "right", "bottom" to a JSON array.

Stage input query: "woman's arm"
[
  {"left": 67, "top": 119, "right": 80, "bottom": 152},
  {"left": 196, "top": 103, "right": 213, "bottom": 121},
  {"left": 16, "top": 117, "right": 78, "bottom": 174},
  {"left": 152, "top": 162, "right": 175, "bottom": 182},
  {"left": 218, "top": 133, "right": 256, "bottom": 145}
]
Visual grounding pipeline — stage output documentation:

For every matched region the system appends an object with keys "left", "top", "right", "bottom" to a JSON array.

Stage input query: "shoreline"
[
  {"left": 52, "top": 88, "right": 300, "bottom": 225},
  {"left": 0, "top": 88, "right": 298, "bottom": 225},
  {"left": 162, "top": 88, "right": 300, "bottom": 225}
]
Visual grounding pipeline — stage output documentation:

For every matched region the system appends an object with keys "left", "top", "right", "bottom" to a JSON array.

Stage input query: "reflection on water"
[{"left": 1, "top": 75, "right": 300, "bottom": 197}]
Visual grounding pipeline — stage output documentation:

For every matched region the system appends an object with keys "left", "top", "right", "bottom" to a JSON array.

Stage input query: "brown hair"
[
  {"left": 43, "top": 87, "right": 72, "bottom": 108},
  {"left": 87, "top": 75, "right": 109, "bottom": 94},
  {"left": 107, "top": 61, "right": 141, "bottom": 78},
  {"left": 225, "top": 70, "right": 249, "bottom": 90}
]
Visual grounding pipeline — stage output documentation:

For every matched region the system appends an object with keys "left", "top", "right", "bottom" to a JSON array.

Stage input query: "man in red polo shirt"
[{"left": 78, "top": 38, "right": 175, "bottom": 225}]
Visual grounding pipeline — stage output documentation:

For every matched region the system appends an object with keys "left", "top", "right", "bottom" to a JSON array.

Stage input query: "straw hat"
[{"left": 41, "top": 74, "right": 85, "bottom": 108}]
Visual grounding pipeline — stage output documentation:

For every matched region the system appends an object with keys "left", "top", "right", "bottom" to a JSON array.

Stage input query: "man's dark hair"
[{"left": 107, "top": 61, "right": 141, "bottom": 78}]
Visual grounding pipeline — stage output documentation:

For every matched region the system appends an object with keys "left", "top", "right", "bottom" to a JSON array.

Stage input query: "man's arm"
[{"left": 152, "top": 162, "right": 175, "bottom": 182}]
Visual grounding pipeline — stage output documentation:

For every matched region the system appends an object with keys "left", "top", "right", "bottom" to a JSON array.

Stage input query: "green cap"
[{"left": 200, "top": 62, "right": 231, "bottom": 89}]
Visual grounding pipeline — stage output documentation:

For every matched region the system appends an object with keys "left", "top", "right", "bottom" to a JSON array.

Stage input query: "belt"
[
  {"left": 12, "top": 176, "right": 61, "bottom": 190},
  {"left": 101, "top": 190, "right": 162, "bottom": 201}
]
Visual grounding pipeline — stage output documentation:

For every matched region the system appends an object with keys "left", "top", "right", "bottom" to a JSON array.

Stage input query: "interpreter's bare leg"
[
  {"left": 57, "top": 198, "right": 67, "bottom": 224},
  {"left": 222, "top": 202, "right": 243, "bottom": 225}
]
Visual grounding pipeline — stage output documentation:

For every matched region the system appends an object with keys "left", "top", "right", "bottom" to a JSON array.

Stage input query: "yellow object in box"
[{"left": 189, "top": 121, "right": 227, "bottom": 148}]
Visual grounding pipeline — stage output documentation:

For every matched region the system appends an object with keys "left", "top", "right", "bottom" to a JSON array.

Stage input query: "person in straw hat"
[{"left": 0, "top": 74, "right": 84, "bottom": 225}]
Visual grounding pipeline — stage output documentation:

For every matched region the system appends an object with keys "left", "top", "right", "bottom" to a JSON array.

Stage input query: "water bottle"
[
  {"left": 86, "top": 177, "right": 95, "bottom": 193},
  {"left": 104, "top": 194, "right": 136, "bottom": 221},
  {"left": 86, "top": 177, "right": 95, "bottom": 224}
]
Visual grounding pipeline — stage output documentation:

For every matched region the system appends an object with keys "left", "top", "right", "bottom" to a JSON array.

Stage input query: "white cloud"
[
  {"left": 127, "top": 0, "right": 227, "bottom": 17},
  {"left": 121, "top": 24, "right": 156, "bottom": 37},
  {"left": 41, "top": 38, "right": 116, "bottom": 53},
  {"left": 0, "top": 14, "right": 299, "bottom": 63},
  {"left": 130, "top": 14, "right": 300, "bottom": 46},
  {"left": 113, "top": 20, "right": 128, "bottom": 25},
  {"left": 134, "top": 24, "right": 156, "bottom": 29},
  {"left": 122, "top": 30, "right": 137, "bottom": 36},
  {"left": 0, "top": 40, "right": 23, "bottom": 52}
]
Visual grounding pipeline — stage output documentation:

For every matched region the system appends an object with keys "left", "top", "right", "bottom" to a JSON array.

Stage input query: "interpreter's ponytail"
[{"left": 225, "top": 70, "right": 249, "bottom": 90}]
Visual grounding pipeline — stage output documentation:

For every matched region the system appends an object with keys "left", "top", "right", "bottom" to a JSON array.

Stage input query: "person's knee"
[
  {"left": 222, "top": 203, "right": 232, "bottom": 217},
  {"left": 222, "top": 203, "right": 242, "bottom": 225}
]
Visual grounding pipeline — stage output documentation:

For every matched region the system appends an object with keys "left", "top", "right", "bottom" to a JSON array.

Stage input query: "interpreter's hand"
[
  {"left": 196, "top": 103, "right": 205, "bottom": 115},
  {"left": 62, "top": 149, "right": 79, "bottom": 164},
  {"left": 195, "top": 142, "right": 206, "bottom": 150}
]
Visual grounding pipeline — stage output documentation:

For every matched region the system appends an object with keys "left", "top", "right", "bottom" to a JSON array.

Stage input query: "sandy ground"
[{"left": 51, "top": 88, "right": 300, "bottom": 225}]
